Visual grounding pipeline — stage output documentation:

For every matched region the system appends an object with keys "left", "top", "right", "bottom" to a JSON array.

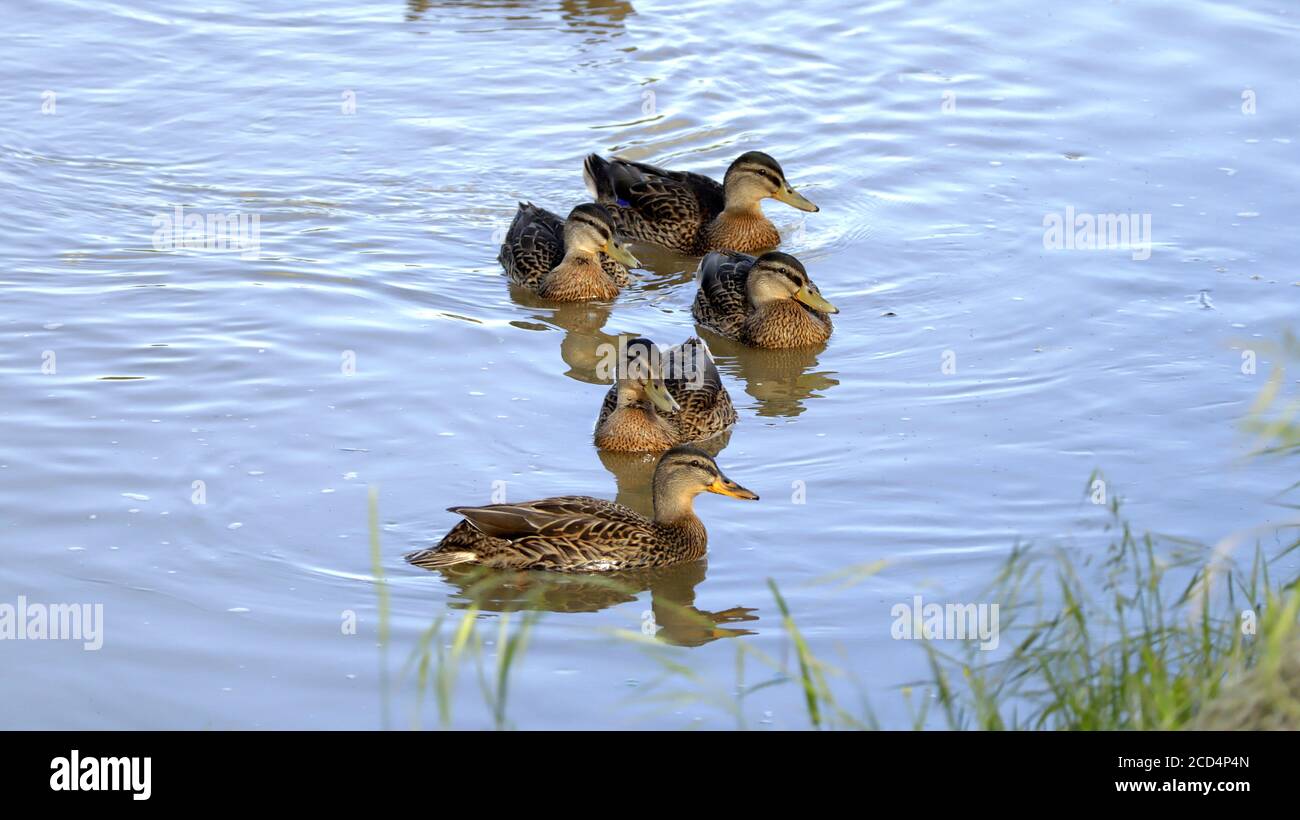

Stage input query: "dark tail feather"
[{"left": 583, "top": 153, "right": 615, "bottom": 202}]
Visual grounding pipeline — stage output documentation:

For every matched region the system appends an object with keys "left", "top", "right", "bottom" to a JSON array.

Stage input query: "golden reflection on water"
[
  {"left": 405, "top": 0, "right": 636, "bottom": 33},
  {"left": 507, "top": 284, "right": 620, "bottom": 384},
  {"left": 431, "top": 559, "right": 757, "bottom": 647},
  {"left": 626, "top": 241, "right": 700, "bottom": 286},
  {"left": 696, "top": 327, "right": 839, "bottom": 418}
]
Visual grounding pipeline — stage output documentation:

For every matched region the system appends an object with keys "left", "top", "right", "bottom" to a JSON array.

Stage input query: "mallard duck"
[
  {"left": 692, "top": 251, "right": 838, "bottom": 348},
  {"left": 595, "top": 336, "right": 738, "bottom": 452},
  {"left": 583, "top": 151, "right": 818, "bottom": 255},
  {"left": 405, "top": 445, "right": 758, "bottom": 572},
  {"left": 498, "top": 202, "right": 640, "bottom": 301}
]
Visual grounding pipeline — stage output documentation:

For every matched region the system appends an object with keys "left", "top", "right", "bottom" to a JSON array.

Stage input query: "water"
[{"left": 2, "top": 0, "right": 1297, "bottom": 729}]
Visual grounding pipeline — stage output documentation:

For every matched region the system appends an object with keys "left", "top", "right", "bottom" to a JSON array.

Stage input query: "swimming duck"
[
  {"left": 498, "top": 202, "right": 640, "bottom": 301},
  {"left": 405, "top": 445, "right": 758, "bottom": 572},
  {"left": 692, "top": 251, "right": 838, "bottom": 348},
  {"left": 583, "top": 151, "right": 818, "bottom": 255},
  {"left": 595, "top": 336, "right": 738, "bottom": 452}
]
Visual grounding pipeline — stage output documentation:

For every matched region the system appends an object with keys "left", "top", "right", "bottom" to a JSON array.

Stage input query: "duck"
[
  {"left": 692, "top": 250, "right": 838, "bottom": 348},
  {"left": 405, "top": 445, "right": 758, "bottom": 572},
  {"left": 498, "top": 202, "right": 640, "bottom": 301},
  {"left": 595, "top": 336, "right": 738, "bottom": 452},
  {"left": 583, "top": 151, "right": 818, "bottom": 255}
]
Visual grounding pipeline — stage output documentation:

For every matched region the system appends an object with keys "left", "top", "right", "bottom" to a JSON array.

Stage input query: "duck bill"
[
  {"left": 606, "top": 240, "right": 640, "bottom": 268},
  {"left": 708, "top": 475, "right": 759, "bottom": 501},
  {"left": 644, "top": 379, "right": 681, "bottom": 414},
  {"left": 795, "top": 285, "right": 839, "bottom": 314},
  {"left": 773, "top": 184, "right": 819, "bottom": 213}
]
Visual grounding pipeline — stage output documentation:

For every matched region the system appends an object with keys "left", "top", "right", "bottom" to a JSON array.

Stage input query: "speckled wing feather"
[
  {"left": 498, "top": 203, "right": 630, "bottom": 290},
  {"left": 691, "top": 251, "right": 756, "bottom": 339},
  {"left": 587, "top": 155, "right": 725, "bottom": 254},
  {"left": 415, "top": 496, "right": 663, "bottom": 571},
  {"left": 599, "top": 256, "right": 632, "bottom": 287},
  {"left": 498, "top": 203, "right": 564, "bottom": 289},
  {"left": 664, "top": 337, "right": 737, "bottom": 440}
]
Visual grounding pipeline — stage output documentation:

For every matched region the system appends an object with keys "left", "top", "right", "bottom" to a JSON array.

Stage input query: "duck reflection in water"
[
  {"left": 695, "top": 326, "right": 839, "bottom": 418},
  {"left": 506, "top": 240, "right": 702, "bottom": 385},
  {"left": 405, "top": 0, "right": 636, "bottom": 34},
  {"left": 429, "top": 559, "right": 757, "bottom": 647},
  {"left": 507, "top": 284, "right": 621, "bottom": 385}
]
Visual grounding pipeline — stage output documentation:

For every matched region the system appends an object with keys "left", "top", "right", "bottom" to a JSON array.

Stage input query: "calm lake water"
[{"left": 2, "top": 0, "right": 1298, "bottom": 729}]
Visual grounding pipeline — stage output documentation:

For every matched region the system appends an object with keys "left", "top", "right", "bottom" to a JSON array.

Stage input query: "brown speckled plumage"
[
  {"left": 703, "top": 212, "right": 781, "bottom": 256},
  {"left": 406, "top": 446, "right": 757, "bottom": 572},
  {"left": 692, "top": 251, "right": 835, "bottom": 348}
]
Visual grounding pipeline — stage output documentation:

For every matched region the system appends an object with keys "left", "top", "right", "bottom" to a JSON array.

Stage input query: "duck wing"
[
  {"left": 692, "top": 251, "right": 756, "bottom": 338},
  {"left": 665, "top": 336, "right": 726, "bottom": 403},
  {"left": 498, "top": 202, "right": 565, "bottom": 289},
  {"left": 451, "top": 496, "right": 647, "bottom": 538},
  {"left": 664, "top": 337, "right": 737, "bottom": 440},
  {"left": 610, "top": 158, "right": 725, "bottom": 218},
  {"left": 586, "top": 154, "right": 725, "bottom": 251},
  {"left": 448, "top": 496, "right": 661, "bottom": 570}
]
